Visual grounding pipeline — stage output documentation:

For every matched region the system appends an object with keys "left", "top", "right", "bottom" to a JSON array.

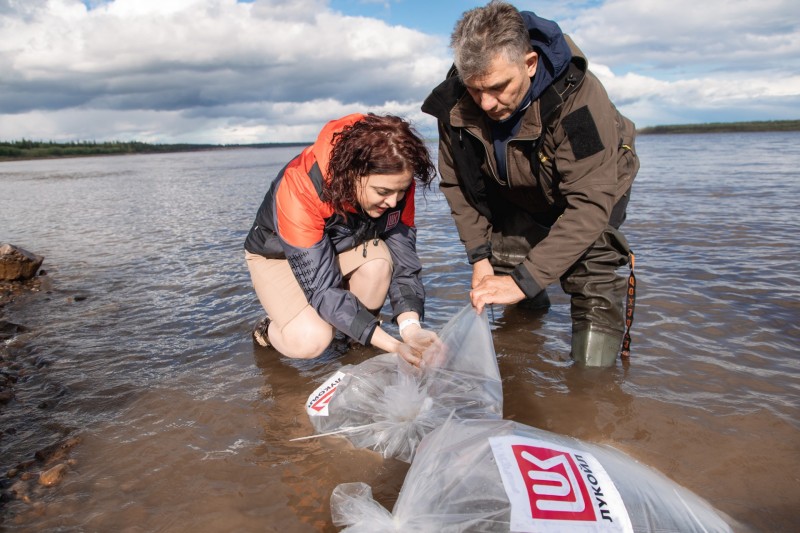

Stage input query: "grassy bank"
[
  {"left": 637, "top": 119, "right": 800, "bottom": 135},
  {"left": 0, "top": 140, "right": 308, "bottom": 161}
]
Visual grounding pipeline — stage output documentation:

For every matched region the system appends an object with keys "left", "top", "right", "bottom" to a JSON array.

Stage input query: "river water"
[{"left": 1, "top": 132, "right": 798, "bottom": 531}]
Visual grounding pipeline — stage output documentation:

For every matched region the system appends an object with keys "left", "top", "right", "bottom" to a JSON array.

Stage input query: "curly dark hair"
[{"left": 323, "top": 114, "right": 436, "bottom": 215}]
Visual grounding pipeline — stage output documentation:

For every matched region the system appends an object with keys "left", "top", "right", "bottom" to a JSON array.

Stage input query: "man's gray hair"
[{"left": 450, "top": 0, "right": 531, "bottom": 82}]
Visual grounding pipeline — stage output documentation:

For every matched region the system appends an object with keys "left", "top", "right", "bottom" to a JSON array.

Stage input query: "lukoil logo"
[
  {"left": 490, "top": 435, "right": 633, "bottom": 532},
  {"left": 385, "top": 210, "right": 401, "bottom": 230},
  {"left": 512, "top": 444, "right": 594, "bottom": 521},
  {"left": 305, "top": 371, "right": 345, "bottom": 417}
]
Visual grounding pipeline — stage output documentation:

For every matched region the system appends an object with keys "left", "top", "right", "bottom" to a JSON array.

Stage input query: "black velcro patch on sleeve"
[{"left": 562, "top": 105, "right": 604, "bottom": 160}]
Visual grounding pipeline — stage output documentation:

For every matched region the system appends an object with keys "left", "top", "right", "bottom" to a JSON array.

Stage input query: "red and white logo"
[
  {"left": 386, "top": 210, "right": 401, "bottom": 231},
  {"left": 305, "top": 371, "right": 345, "bottom": 417},
  {"left": 513, "top": 444, "right": 595, "bottom": 521},
  {"left": 490, "top": 435, "right": 632, "bottom": 532}
]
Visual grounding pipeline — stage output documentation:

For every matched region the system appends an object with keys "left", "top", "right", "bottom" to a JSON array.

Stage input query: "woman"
[{"left": 244, "top": 113, "right": 439, "bottom": 366}]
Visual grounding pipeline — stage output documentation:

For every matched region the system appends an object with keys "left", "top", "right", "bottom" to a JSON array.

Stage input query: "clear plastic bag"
[
  {"left": 331, "top": 418, "right": 734, "bottom": 532},
  {"left": 304, "top": 305, "right": 502, "bottom": 463}
]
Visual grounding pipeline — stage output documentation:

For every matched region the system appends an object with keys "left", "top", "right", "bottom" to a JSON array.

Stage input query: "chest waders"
[{"left": 564, "top": 221, "right": 635, "bottom": 367}]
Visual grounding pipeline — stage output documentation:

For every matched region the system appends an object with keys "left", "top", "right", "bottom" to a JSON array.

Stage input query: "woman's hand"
[
  {"left": 370, "top": 324, "right": 427, "bottom": 367},
  {"left": 371, "top": 314, "right": 443, "bottom": 368},
  {"left": 401, "top": 324, "right": 445, "bottom": 367},
  {"left": 400, "top": 324, "right": 439, "bottom": 352},
  {"left": 396, "top": 342, "right": 423, "bottom": 367}
]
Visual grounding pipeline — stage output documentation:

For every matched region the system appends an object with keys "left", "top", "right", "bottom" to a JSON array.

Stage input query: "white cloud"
[
  {"left": 594, "top": 62, "right": 800, "bottom": 126},
  {"left": 1, "top": 0, "right": 798, "bottom": 142},
  {"left": 0, "top": 0, "right": 450, "bottom": 142},
  {"left": 559, "top": 0, "right": 800, "bottom": 77},
  {"left": 0, "top": 96, "right": 431, "bottom": 144},
  {"left": 524, "top": 0, "right": 800, "bottom": 125}
]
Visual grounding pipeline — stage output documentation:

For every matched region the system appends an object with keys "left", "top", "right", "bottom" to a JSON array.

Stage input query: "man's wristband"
[{"left": 398, "top": 318, "right": 421, "bottom": 335}]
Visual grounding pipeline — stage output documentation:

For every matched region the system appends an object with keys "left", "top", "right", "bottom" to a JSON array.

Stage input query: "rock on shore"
[
  {"left": 0, "top": 244, "right": 43, "bottom": 283},
  {"left": 0, "top": 243, "right": 72, "bottom": 519},
  {"left": 0, "top": 244, "right": 45, "bottom": 309}
]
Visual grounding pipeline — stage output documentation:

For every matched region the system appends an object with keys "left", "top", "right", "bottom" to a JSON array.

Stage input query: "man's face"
[{"left": 464, "top": 51, "right": 538, "bottom": 121}]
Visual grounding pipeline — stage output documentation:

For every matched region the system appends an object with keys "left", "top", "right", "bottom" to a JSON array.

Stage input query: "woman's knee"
[
  {"left": 277, "top": 320, "right": 334, "bottom": 359},
  {"left": 356, "top": 257, "right": 392, "bottom": 281},
  {"left": 349, "top": 258, "right": 392, "bottom": 308}
]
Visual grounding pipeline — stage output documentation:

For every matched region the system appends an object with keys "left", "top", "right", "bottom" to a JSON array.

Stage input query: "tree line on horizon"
[
  {"left": 2, "top": 119, "right": 798, "bottom": 160},
  {"left": 637, "top": 119, "right": 800, "bottom": 135},
  {"left": 0, "top": 139, "right": 308, "bottom": 160}
]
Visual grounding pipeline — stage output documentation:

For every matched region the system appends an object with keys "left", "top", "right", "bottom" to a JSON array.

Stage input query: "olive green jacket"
[{"left": 422, "top": 38, "right": 639, "bottom": 297}]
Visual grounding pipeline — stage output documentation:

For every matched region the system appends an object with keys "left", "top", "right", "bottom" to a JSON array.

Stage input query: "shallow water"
[{"left": 1, "top": 133, "right": 798, "bottom": 531}]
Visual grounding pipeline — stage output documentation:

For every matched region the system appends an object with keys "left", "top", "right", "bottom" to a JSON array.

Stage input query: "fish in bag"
[
  {"left": 330, "top": 418, "right": 735, "bottom": 532},
  {"left": 304, "top": 305, "right": 502, "bottom": 463}
]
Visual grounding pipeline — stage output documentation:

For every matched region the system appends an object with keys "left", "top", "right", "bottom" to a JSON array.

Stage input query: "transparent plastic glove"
[
  {"left": 402, "top": 327, "right": 440, "bottom": 354},
  {"left": 396, "top": 342, "right": 422, "bottom": 367},
  {"left": 421, "top": 336, "right": 449, "bottom": 369},
  {"left": 400, "top": 325, "right": 445, "bottom": 368}
]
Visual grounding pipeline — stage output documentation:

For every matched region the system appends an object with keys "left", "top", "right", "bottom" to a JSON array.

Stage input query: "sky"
[{"left": 1, "top": 0, "right": 799, "bottom": 144}]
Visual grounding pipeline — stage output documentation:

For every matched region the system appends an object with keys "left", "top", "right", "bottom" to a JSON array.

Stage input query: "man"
[{"left": 422, "top": 0, "right": 639, "bottom": 366}]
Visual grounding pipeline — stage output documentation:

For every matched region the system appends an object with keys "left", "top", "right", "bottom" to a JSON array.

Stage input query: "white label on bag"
[
  {"left": 305, "top": 371, "right": 345, "bottom": 417},
  {"left": 489, "top": 436, "right": 633, "bottom": 532}
]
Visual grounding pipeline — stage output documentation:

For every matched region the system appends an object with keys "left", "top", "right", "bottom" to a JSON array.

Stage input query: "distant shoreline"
[
  {"left": 0, "top": 142, "right": 309, "bottom": 162},
  {"left": 636, "top": 119, "right": 800, "bottom": 135},
  {"left": 2, "top": 120, "right": 799, "bottom": 161}
]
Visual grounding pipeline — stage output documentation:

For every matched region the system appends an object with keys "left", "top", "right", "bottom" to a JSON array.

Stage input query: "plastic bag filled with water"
[
  {"left": 330, "top": 418, "right": 735, "bottom": 532},
  {"left": 304, "top": 305, "right": 502, "bottom": 463}
]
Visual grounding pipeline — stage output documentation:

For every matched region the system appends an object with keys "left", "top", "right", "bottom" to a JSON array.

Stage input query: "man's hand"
[
  {"left": 470, "top": 275, "right": 525, "bottom": 314},
  {"left": 472, "top": 258, "right": 494, "bottom": 289}
]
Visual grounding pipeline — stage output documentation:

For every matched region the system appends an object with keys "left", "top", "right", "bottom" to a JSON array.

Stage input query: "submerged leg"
[{"left": 561, "top": 227, "right": 631, "bottom": 367}]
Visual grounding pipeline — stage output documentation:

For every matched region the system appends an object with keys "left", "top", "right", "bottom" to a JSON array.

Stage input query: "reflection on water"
[{"left": 1, "top": 133, "right": 799, "bottom": 531}]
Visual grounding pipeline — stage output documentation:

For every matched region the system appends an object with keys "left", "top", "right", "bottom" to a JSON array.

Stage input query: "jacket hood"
[
  {"left": 421, "top": 12, "right": 578, "bottom": 124},
  {"left": 308, "top": 113, "right": 366, "bottom": 180},
  {"left": 521, "top": 11, "right": 572, "bottom": 101}
]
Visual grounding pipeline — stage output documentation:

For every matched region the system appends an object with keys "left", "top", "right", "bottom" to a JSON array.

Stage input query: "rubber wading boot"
[{"left": 571, "top": 328, "right": 622, "bottom": 367}]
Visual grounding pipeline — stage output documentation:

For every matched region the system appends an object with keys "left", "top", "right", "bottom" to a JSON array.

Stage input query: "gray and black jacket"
[{"left": 244, "top": 114, "right": 425, "bottom": 345}]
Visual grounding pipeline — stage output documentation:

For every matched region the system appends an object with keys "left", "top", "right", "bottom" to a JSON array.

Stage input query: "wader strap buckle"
[{"left": 621, "top": 253, "right": 636, "bottom": 359}]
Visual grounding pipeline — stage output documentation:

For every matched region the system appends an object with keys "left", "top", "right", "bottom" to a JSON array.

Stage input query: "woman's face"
[{"left": 356, "top": 170, "right": 413, "bottom": 218}]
